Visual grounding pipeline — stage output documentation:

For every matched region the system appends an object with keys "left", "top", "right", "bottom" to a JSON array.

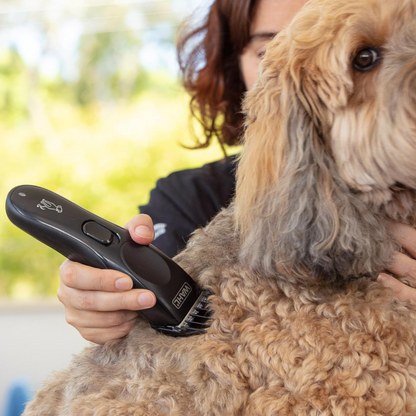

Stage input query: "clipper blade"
[{"left": 152, "top": 289, "right": 212, "bottom": 337}]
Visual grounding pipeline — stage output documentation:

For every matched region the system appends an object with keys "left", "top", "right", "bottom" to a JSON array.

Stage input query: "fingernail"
[
  {"left": 135, "top": 226, "right": 153, "bottom": 239},
  {"left": 376, "top": 273, "right": 388, "bottom": 283},
  {"left": 138, "top": 293, "right": 155, "bottom": 308},
  {"left": 115, "top": 277, "right": 132, "bottom": 290}
]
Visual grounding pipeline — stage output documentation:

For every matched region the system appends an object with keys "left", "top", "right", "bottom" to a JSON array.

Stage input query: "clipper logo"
[
  {"left": 37, "top": 199, "right": 63, "bottom": 214},
  {"left": 172, "top": 283, "right": 192, "bottom": 310}
]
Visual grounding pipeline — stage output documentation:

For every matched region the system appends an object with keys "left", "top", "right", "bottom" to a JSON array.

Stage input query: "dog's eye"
[{"left": 353, "top": 48, "right": 380, "bottom": 71}]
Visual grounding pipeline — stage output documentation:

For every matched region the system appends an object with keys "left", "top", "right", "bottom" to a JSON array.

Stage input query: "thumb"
[{"left": 125, "top": 214, "right": 155, "bottom": 245}]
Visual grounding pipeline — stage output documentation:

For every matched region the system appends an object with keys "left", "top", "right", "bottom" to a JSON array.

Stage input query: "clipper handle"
[{"left": 6, "top": 185, "right": 201, "bottom": 328}]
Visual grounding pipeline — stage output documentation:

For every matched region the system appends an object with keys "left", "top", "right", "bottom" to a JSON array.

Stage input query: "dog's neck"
[{"left": 235, "top": 186, "right": 416, "bottom": 299}]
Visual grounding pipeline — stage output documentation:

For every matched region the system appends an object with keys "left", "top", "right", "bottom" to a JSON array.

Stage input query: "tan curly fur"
[{"left": 23, "top": 0, "right": 416, "bottom": 415}]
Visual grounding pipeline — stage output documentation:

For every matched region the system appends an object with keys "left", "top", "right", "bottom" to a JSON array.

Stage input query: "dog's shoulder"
[{"left": 174, "top": 204, "right": 240, "bottom": 288}]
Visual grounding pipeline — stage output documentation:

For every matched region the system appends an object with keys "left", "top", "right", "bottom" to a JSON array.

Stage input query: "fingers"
[
  {"left": 65, "top": 309, "right": 138, "bottom": 329},
  {"left": 60, "top": 260, "right": 133, "bottom": 292},
  {"left": 58, "top": 285, "right": 156, "bottom": 312},
  {"left": 386, "top": 252, "right": 416, "bottom": 280},
  {"left": 59, "top": 260, "right": 156, "bottom": 311},
  {"left": 74, "top": 315, "right": 138, "bottom": 345},
  {"left": 58, "top": 259, "right": 157, "bottom": 344},
  {"left": 377, "top": 273, "right": 416, "bottom": 310},
  {"left": 124, "top": 214, "right": 155, "bottom": 245},
  {"left": 377, "top": 221, "right": 416, "bottom": 310},
  {"left": 386, "top": 220, "right": 416, "bottom": 283},
  {"left": 387, "top": 221, "right": 416, "bottom": 258},
  {"left": 57, "top": 213, "right": 157, "bottom": 344}
]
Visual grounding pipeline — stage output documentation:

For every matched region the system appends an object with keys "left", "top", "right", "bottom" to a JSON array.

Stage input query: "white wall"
[{"left": 0, "top": 299, "right": 89, "bottom": 411}]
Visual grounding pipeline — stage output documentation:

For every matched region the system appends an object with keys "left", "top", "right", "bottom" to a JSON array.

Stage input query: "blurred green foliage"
[{"left": 0, "top": 15, "right": 235, "bottom": 298}]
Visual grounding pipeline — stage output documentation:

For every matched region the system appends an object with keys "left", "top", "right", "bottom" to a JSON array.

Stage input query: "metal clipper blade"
[{"left": 152, "top": 289, "right": 213, "bottom": 337}]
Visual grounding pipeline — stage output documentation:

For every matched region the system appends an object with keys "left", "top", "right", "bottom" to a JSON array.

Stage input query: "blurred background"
[{"left": 0, "top": 0, "right": 234, "bottom": 413}]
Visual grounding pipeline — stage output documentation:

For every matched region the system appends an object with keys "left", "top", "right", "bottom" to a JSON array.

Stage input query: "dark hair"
[{"left": 177, "top": 0, "right": 257, "bottom": 153}]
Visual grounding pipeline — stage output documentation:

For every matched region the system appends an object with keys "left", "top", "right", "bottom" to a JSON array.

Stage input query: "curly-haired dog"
[{"left": 23, "top": 0, "right": 416, "bottom": 415}]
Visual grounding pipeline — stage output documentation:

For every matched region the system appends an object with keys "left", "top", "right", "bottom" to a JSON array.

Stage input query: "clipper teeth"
[
  {"left": 183, "top": 290, "right": 212, "bottom": 330},
  {"left": 153, "top": 290, "right": 212, "bottom": 337}
]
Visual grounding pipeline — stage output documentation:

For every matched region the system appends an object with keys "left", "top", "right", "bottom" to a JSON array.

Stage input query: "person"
[{"left": 57, "top": 0, "right": 416, "bottom": 345}]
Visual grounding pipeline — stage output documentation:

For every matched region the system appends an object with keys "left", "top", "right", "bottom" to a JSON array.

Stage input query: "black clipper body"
[{"left": 6, "top": 185, "right": 211, "bottom": 337}]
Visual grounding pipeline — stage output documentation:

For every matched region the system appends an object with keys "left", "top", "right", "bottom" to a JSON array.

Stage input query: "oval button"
[{"left": 82, "top": 221, "right": 113, "bottom": 245}]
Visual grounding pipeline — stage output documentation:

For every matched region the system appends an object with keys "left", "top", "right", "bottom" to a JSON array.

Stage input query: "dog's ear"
[{"left": 235, "top": 28, "right": 394, "bottom": 287}]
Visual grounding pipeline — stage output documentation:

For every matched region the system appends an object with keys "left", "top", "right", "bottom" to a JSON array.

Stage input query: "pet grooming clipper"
[{"left": 5, "top": 185, "right": 211, "bottom": 337}]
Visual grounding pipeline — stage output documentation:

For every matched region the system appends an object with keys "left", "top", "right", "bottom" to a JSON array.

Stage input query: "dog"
[{"left": 23, "top": 0, "right": 416, "bottom": 414}]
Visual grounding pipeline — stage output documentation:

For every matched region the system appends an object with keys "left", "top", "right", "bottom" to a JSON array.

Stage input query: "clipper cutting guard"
[{"left": 6, "top": 185, "right": 212, "bottom": 337}]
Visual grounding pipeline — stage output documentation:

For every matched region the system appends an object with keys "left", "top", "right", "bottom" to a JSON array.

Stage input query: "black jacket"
[{"left": 139, "top": 156, "right": 237, "bottom": 257}]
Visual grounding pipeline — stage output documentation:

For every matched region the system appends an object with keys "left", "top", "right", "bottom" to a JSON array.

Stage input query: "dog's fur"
[{"left": 23, "top": 0, "right": 416, "bottom": 414}]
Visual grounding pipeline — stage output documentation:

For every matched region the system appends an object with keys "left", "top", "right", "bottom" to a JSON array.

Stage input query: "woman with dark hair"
[{"left": 57, "top": 0, "right": 416, "bottom": 344}]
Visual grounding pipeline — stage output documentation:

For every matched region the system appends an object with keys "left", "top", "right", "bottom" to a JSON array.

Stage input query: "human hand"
[
  {"left": 57, "top": 214, "right": 157, "bottom": 344},
  {"left": 377, "top": 222, "right": 416, "bottom": 309}
]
